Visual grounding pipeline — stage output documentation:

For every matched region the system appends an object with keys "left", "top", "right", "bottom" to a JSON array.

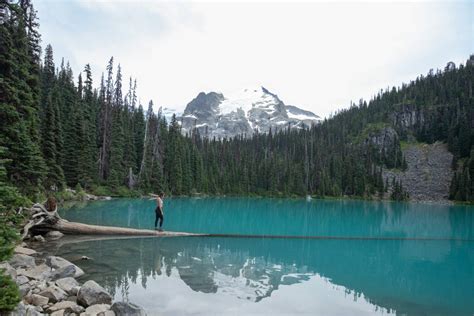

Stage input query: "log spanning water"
[
  {"left": 53, "top": 219, "right": 204, "bottom": 237},
  {"left": 23, "top": 203, "right": 204, "bottom": 239}
]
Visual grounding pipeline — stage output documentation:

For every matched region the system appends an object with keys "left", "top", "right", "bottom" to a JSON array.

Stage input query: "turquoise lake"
[{"left": 44, "top": 198, "right": 474, "bottom": 315}]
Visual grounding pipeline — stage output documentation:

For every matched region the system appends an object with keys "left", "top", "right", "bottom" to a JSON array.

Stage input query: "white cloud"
[{"left": 36, "top": 0, "right": 472, "bottom": 117}]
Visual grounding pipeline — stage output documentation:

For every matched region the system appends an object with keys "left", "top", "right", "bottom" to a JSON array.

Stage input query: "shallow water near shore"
[{"left": 43, "top": 198, "right": 474, "bottom": 315}]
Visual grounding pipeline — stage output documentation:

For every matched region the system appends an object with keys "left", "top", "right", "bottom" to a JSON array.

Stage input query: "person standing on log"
[{"left": 154, "top": 192, "right": 165, "bottom": 231}]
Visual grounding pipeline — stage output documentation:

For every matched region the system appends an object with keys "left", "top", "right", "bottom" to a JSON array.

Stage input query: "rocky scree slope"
[{"left": 383, "top": 142, "right": 453, "bottom": 203}]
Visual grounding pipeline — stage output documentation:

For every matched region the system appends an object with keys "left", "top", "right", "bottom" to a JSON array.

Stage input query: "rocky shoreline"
[
  {"left": 0, "top": 236, "right": 146, "bottom": 316},
  {"left": 63, "top": 188, "right": 112, "bottom": 202}
]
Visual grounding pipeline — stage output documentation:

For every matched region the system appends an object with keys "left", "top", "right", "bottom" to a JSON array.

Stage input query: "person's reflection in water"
[
  {"left": 155, "top": 252, "right": 163, "bottom": 277},
  {"left": 165, "top": 255, "right": 173, "bottom": 277}
]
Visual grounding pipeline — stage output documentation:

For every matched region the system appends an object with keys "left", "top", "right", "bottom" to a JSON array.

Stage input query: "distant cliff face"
[
  {"left": 179, "top": 87, "right": 321, "bottom": 138},
  {"left": 358, "top": 122, "right": 454, "bottom": 203},
  {"left": 363, "top": 126, "right": 400, "bottom": 160},
  {"left": 383, "top": 142, "right": 453, "bottom": 203}
]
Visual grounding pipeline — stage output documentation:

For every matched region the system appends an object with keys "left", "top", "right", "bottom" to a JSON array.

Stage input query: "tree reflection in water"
[{"left": 39, "top": 234, "right": 474, "bottom": 315}]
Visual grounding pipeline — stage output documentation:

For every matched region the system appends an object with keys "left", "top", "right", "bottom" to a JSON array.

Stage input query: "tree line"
[
  {"left": 1, "top": 0, "right": 473, "bottom": 203},
  {"left": 1, "top": 0, "right": 472, "bottom": 312}
]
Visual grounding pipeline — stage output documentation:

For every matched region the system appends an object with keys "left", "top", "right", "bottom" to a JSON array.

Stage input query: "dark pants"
[{"left": 155, "top": 206, "right": 163, "bottom": 228}]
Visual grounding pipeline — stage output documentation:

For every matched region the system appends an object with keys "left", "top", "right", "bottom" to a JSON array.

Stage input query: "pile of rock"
[
  {"left": 1, "top": 245, "right": 146, "bottom": 316},
  {"left": 64, "top": 188, "right": 112, "bottom": 201},
  {"left": 83, "top": 194, "right": 112, "bottom": 202}
]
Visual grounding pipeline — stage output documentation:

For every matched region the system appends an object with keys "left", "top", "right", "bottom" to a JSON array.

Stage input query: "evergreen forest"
[{"left": 1, "top": 1, "right": 473, "bottom": 208}]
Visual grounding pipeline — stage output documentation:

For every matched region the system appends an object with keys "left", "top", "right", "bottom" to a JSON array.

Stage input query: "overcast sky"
[{"left": 35, "top": 0, "right": 473, "bottom": 118}]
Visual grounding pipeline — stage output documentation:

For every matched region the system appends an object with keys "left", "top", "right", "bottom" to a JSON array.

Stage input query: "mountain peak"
[{"left": 180, "top": 87, "right": 320, "bottom": 138}]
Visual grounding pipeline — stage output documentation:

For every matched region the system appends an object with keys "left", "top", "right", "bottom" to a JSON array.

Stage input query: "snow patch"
[
  {"left": 219, "top": 86, "right": 279, "bottom": 115},
  {"left": 287, "top": 112, "right": 320, "bottom": 121},
  {"left": 183, "top": 114, "right": 198, "bottom": 119}
]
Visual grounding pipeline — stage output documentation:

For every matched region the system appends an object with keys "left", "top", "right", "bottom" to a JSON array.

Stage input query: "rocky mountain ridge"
[{"left": 177, "top": 86, "right": 321, "bottom": 138}]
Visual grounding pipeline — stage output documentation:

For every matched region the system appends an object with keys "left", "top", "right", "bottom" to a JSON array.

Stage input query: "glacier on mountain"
[{"left": 176, "top": 86, "right": 320, "bottom": 138}]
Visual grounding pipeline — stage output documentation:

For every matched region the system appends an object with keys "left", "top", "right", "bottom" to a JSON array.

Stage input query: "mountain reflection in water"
[{"left": 41, "top": 234, "right": 473, "bottom": 315}]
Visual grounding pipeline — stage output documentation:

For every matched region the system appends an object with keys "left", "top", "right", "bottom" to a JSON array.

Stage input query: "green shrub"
[
  {"left": 0, "top": 148, "right": 23, "bottom": 311},
  {"left": 113, "top": 186, "right": 141, "bottom": 198},
  {"left": 54, "top": 189, "right": 76, "bottom": 202},
  {"left": 74, "top": 184, "right": 87, "bottom": 200},
  {"left": 0, "top": 273, "right": 21, "bottom": 311},
  {"left": 0, "top": 216, "right": 19, "bottom": 262},
  {"left": 90, "top": 185, "right": 113, "bottom": 197}
]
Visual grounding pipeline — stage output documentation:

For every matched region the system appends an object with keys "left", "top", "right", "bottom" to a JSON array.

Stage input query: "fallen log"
[
  {"left": 38, "top": 219, "right": 203, "bottom": 237},
  {"left": 22, "top": 199, "right": 203, "bottom": 239}
]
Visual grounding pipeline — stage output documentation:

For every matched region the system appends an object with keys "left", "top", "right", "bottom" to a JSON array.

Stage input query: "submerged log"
[{"left": 22, "top": 200, "right": 202, "bottom": 239}]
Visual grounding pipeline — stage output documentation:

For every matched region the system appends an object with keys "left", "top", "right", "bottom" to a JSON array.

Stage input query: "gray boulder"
[
  {"left": 28, "top": 294, "right": 49, "bottom": 306},
  {"left": 85, "top": 304, "right": 111, "bottom": 315},
  {"left": 38, "top": 285, "right": 68, "bottom": 303},
  {"left": 46, "top": 256, "right": 84, "bottom": 278},
  {"left": 70, "top": 286, "right": 80, "bottom": 296},
  {"left": 47, "top": 300, "right": 84, "bottom": 314},
  {"left": 9, "top": 254, "right": 36, "bottom": 269},
  {"left": 0, "top": 262, "right": 17, "bottom": 279},
  {"left": 35, "top": 280, "right": 48, "bottom": 291},
  {"left": 49, "top": 265, "right": 80, "bottom": 281},
  {"left": 55, "top": 277, "right": 80, "bottom": 294},
  {"left": 33, "top": 235, "right": 46, "bottom": 243},
  {"left": 15, "top": 274, "right": 29, "bottom": 285},
  {"left": 21, "top": 263, "right": 51, "bottom": 281},
  {"left": 19, "top": 283, "right": 32, "bottom": 296},
  {"left": 46, "top": 256, "right": 72, "bottom": 269},
  {"left": 14, "top": 246, "right": 37, "bottom": 256},
  {"left": 8, "top": 301, "right": 44, "bottom": 316},
  {"left": 45, "top": 231, "right": 64, "bottom": 240},
  {"left": 77, "top": 280, "right": 112, "bottom": 307},
  {"left": 111, "top": 302, "right": 146, "bottom": 316}
]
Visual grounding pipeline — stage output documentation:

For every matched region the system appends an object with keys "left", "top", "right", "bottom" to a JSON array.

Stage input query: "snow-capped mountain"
[
  {"left": 180, "top": 86, "right": 320, "bottom": 138},
  {"left": 161, "top": 107, "right": 182, "bottom": 122}
]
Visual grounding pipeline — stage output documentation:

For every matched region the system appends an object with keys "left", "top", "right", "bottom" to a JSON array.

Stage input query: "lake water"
[{"left": 44, "top": 198, "right": 473, "bottom": 315}]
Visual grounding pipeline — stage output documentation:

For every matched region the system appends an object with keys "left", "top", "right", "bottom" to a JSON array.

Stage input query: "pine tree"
[
  {"left": 98, "top": 57, "right": 114, "bottom": 181},
  {"left": 133, "top": 103, "right": 146, "bottom": 172},
  {"left": 38, "top": 45, "right": 66, "bottom": 190},
  {"left": 168, "top": 114, "right": 183, "bottom": 194},
  {"left": 108, "top": 64, "right": 126, "bottom": 186},
  {"left": 0, "top": 1, "right": 45, "bottom": 194},
  {"left": 81, "top": 64, "right": 98, "bottom": 187}
]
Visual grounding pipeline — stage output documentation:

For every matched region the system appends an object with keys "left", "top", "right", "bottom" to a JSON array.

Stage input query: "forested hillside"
[{"left": 1, "top": 1, "right": 473, "bottom": 203}]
